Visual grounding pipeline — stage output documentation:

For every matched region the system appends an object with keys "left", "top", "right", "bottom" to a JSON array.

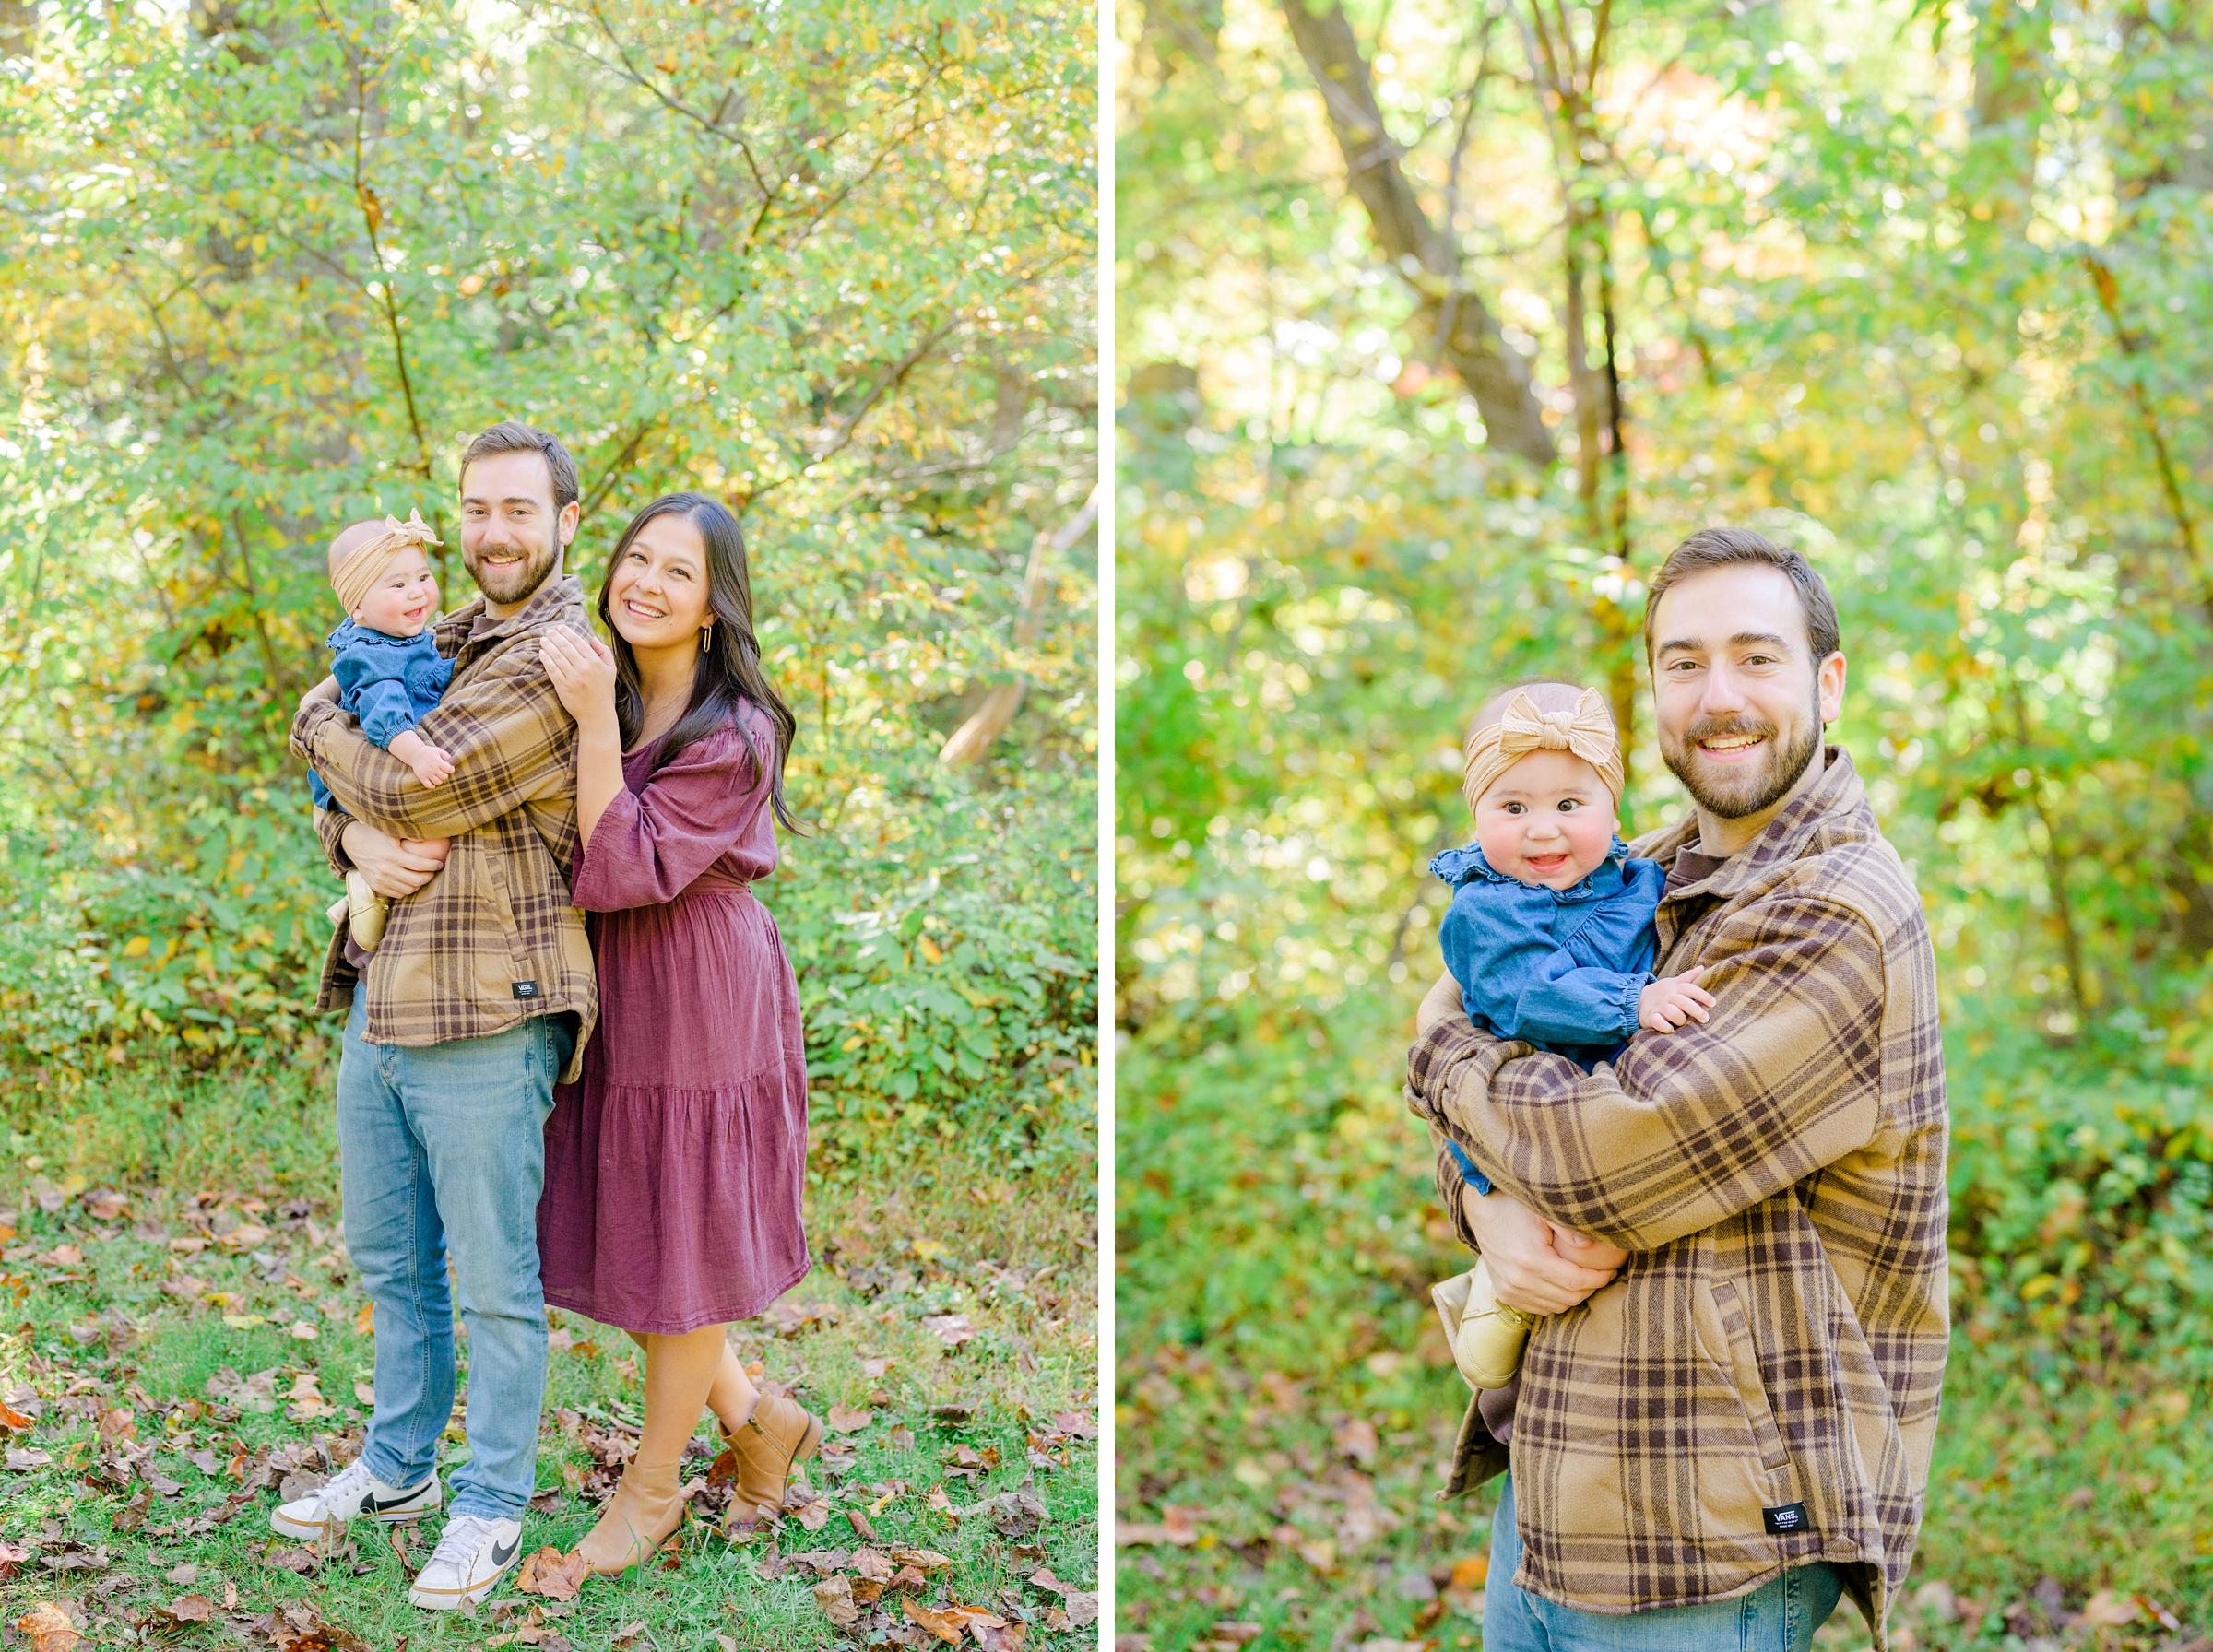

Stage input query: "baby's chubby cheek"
[{"left": 1564, "top": 811, "right": 1619, "bottom": 875}]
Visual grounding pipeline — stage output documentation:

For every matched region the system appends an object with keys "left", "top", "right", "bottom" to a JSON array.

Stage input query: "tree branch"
[{"left": 1275, "top": 0, "right": 1556, "bottom": 465}]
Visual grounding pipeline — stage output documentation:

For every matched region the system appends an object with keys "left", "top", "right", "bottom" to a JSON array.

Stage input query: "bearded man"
[
  {"left": 1406, "top": 526, "right": 1949, "bottom": 1652},
  {"left": 277, "top": 421, "right": 598, "bottom": 1610}
]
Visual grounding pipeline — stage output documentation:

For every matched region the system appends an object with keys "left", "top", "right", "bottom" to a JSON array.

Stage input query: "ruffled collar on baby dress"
[
  {"left": 325, "top": 618, "right": 438, "bottom": 651},
  {"left": 1427, "top": 836, "right": 1637, "bottom": 903}
]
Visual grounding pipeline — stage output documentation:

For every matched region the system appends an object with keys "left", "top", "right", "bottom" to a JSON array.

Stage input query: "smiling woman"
[
  {"left": 0, "top": 0, "right": 1096, "bottom": 1632},
  {"left": 535, "top": 489, "right": 817, "bottom": 1575}
]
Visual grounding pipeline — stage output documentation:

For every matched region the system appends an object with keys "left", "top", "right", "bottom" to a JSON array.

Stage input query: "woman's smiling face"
[{"left": 606, "top": 512, "right": 712, "bottom": 651}]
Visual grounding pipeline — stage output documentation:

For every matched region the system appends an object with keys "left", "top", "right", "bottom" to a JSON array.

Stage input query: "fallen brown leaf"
[
  {"left": 920, "top": 1315, "right": 975, "bottom": 1349},
  {"left": 112, "top": 1487, "right": 154, "bottom": 1533},
  {"left": 905, "top": 1599, "right": 965, "bottom": 1645},
  {"left": 827, "top": 1403, "right": 873, "bottom": 1434},
  {"left": 167, "top": 1595, "right": 216, "bottom": 1622},
  {"left": 2077, "top": 1593, "right": 2140, "bottom": 1630},
  {"left": 1333, "top": 1418, "right": 1379, "bottom": 1465},
  {"left": 814, "top": 1575, "right": 860, "bottom": 1628},
  {"left": 17, "top": 1602, "right": 79, "bottom": 1652},
  {"left": 513, "top": 1546, "right": 589, "bottom": 1602}
]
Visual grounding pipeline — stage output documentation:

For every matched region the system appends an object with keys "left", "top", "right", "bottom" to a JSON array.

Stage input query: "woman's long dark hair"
[{"left": 596, "top": 492, "right": 800, "bottom": 830}]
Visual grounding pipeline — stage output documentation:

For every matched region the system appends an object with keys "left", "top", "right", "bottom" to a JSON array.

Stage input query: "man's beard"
[
  {"left": 466, "top": 529, "right": 559, "bottom": 607},
  {"left": 1660, "top": 692, "right": 1824, "bottom": 820}
]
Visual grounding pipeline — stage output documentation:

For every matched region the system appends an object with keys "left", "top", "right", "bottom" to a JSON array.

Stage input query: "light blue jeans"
[
  {"left": 337, "top": 996, "right": 574, "bottom": 1521},
  {"left": 1485, "top": 1475, "right": 1845, "bottom": 1651}
]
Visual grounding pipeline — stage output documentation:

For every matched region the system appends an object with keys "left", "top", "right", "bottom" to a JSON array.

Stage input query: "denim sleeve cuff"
[
  {"left": 361, "top": 710, "right": 417, "bottom": 750},
  {"left": 1619, "top": 973, "right": 1654, "bottom": 1038},
  {"left": 1444, "top": 1136, "right": 1493, "bottom": 1197}
]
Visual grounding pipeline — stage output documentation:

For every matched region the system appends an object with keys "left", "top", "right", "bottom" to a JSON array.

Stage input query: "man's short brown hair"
[
  {"left": 460, "top": 420, "right": 580, "bottom": 512},
  {"left": 1642, "top": 526, "right": 1840, "bottom": 661}
]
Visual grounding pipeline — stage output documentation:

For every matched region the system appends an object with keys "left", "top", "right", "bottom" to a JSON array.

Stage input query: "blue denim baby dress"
[{"left": 1429, "top": 836, "right": 1666, "bottom": 1068}]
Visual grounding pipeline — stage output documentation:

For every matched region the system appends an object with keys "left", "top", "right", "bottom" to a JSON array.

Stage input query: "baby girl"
[
  {"left": 1425, "top": 682, "right": 1713, "bottom": 1391},
  {"left": 312, "top": 511, "right": 456, "bottom": 950}
]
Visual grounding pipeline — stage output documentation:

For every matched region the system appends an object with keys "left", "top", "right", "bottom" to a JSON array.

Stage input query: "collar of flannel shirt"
[
  {"left": 434, "top": 572, "right": 586, "bottom": 655},
  {"left": 1635, "top": 744, "right": 1864, "bottom": 905}
]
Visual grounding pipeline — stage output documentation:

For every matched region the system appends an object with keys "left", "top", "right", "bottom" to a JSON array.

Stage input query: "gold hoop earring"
[{"left": 700, "top": 623, "right": 713, "bottom": 652}]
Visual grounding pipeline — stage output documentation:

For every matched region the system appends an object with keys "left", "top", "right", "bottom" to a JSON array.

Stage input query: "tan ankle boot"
[
  {"left": 574, "top": 1459, "right": 686, "bottom": 1575},
  {"left": 720, "top": 1393, "right": 822, "bottom": 1534}
]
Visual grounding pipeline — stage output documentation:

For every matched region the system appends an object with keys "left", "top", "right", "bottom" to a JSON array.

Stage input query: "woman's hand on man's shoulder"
[{"left": 540, "top": 627, "right": 620, "bottom": 732}]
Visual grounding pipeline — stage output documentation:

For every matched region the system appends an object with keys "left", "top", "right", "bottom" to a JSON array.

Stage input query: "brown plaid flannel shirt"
[
  {"left": 291, "top": 575, "right": 597, "bottom": 1084},
  {"left": 1405, "top": 749, "right": 1947, "bottom": 1647}
]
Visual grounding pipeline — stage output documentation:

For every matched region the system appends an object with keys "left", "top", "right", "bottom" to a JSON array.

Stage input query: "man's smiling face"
[
  {"left": 458, "top": 449, "right": 574, "bottom": 609},
  {"left": 1650, "top": 563, "right": 1845, "bottom": 820}
]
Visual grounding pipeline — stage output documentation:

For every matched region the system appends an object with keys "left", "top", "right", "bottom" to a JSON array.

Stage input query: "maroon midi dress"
[{"left": 538, "top": 707, "right": 810, "bottom": 1335}]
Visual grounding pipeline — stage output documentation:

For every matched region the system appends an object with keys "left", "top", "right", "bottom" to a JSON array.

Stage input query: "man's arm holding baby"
[
  {"left": 1414, "top": 976, "right": 1629, "bottom": 1313},
  {"left": 291, "top": 633, "right": 581, "bottom": 840},
  {"left": 311, "top": 805, "right": 449, "bottom": 899},
  {"left": 1440, "top": 887, "right": 1711, "bottom": 1049},
  {"left": 1409, "top": 891, "right": 1888, "bottom": 1254},
  {"left": 349, "top": 675, "right": 455, "bottom": 789}
]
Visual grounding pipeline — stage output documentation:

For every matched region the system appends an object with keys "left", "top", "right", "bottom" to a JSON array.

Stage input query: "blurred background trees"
[
  {"left": 0, "top": 0, "right": 1097, "bottom": 1174},
  {"left": 1116, "top": 0, "right": 2213, "bottom": 1640}
]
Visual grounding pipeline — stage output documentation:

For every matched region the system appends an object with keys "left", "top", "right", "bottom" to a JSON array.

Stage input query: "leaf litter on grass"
[{"left": 1, "top": 1162, "right": 1098, "bottom": 1649}]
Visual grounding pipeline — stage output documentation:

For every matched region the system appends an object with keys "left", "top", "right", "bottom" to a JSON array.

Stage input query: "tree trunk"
[
  {"left": 940, "top": 491, "right": 1099, "bottom": 768},
  {"left": 1275, "top": 0, "right": 1556, "bottom": 466}
]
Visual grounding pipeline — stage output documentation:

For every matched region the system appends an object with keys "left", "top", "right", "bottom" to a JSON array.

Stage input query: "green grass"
[
  {"left": 0, "top": 1057, "right": 1099, "bottom": 1648},
  {"left": 1113, "top": 1335, "right": 2213, "bottom": 1652},
  {"left": 1114, "top": 1009, "right": 2213, "bottom": 1652}
]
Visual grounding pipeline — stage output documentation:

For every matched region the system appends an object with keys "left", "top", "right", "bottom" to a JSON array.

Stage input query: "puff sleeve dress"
[{"left": 537, "top": 705, "right": 811, "bottom": 1333}]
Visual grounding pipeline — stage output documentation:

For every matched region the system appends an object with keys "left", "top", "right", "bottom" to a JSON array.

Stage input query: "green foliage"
[
  {"left": 0, "top": 0, "right": 1097, "bottom": 1164},
  {"left": 781, "top": 759, "right": 1098, "bottom": 1174},
  {"left": 1118, "top": 0, "right": 2213, "bottom": 1639}
]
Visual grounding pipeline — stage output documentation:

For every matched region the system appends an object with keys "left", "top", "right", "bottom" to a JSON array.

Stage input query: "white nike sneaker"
[
  {"left": 270, "top": 1457, "right": 441, "bottom": 1540},
  {"left": 408, "top": 1512, "right": 525, "bottom": 1610}
]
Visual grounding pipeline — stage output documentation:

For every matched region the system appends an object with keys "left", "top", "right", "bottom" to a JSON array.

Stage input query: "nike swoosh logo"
[
  {"left": 491, "top": 1536, "right": 519, "bottom": 1568},
  {"left": 368, "top": 1491, "right": 421, "bottom": 1512}
]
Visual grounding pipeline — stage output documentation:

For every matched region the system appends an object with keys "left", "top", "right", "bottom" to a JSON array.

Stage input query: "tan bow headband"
[
  {"left": 331, "top": 511, "right": 442, "bottom": 615},
  {"left": 1462, "top": 689, "right": 1625, "bottom": 814}
]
